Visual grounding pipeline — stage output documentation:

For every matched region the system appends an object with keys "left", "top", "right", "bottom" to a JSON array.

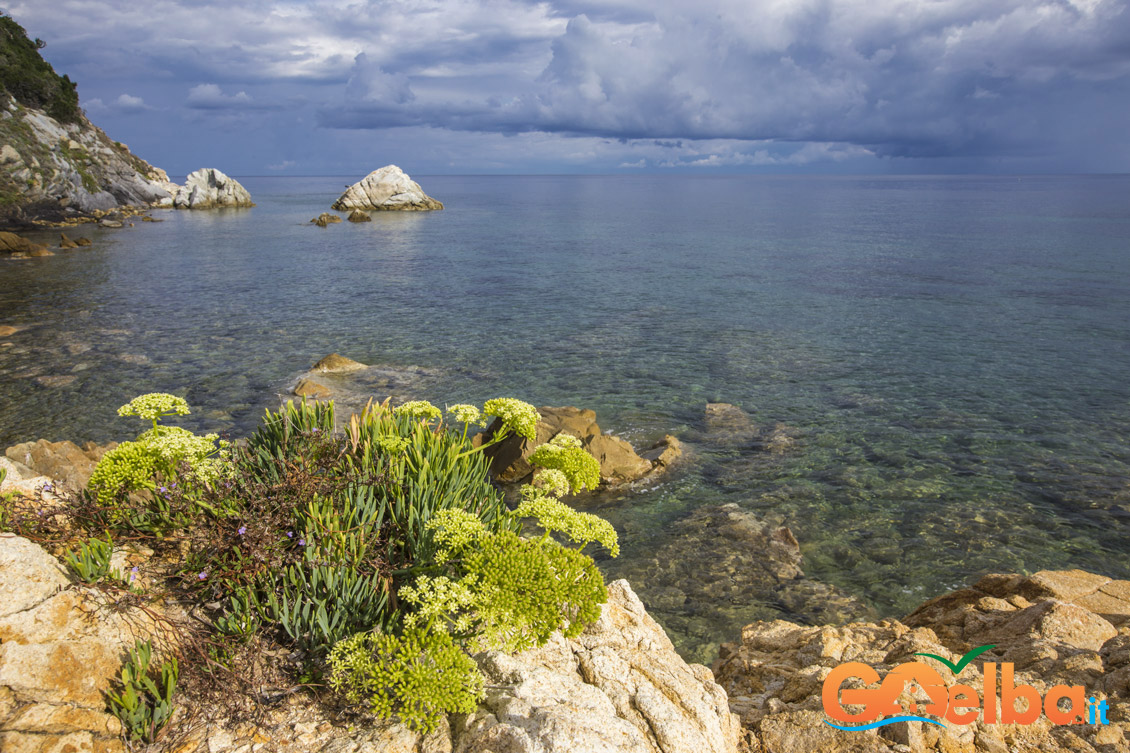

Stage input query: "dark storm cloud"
[{"left": 10, "top": 0, "right": 1130, "bottom": 171}]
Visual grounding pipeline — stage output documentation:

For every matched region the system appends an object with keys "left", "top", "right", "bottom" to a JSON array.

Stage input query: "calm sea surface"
[{"left": 3, "top": 175, "right": 1129, "bottom": 661}]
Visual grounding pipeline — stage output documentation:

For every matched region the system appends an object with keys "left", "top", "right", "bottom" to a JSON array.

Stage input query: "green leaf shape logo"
[{"left": 914, "top": 644, "right": 997, "bottom": 675}]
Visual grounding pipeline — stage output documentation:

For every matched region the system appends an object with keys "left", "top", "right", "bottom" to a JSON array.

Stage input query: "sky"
[{"left": 10, "top": 0, "right": 1130, "bottom": 176}]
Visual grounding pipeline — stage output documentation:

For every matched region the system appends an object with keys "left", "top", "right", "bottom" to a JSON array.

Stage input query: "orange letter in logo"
[
  {"left": 1000, "top": 663, "right": 1040, "bottom": 725},
  {"left": 873, "top": 663, "right": 950, "bottom": 718},
  {"left": 1044, "top": 685, "right": 1087, "bottom": 725},
  {"left": 823, "top": 662, "right": 881, "bottom": 723}
]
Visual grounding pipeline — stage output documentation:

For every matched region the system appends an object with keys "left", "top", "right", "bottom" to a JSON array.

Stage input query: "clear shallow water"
[{"left": 2, "top": 175, "right": 1129, "bottom": 662}]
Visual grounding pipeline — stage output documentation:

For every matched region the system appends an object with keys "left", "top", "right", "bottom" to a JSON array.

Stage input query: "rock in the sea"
[
  {"left": 347, "top": 209, "right": 372, "bottom": 222},
  {"left": 75, "top": 236, "right": 92, "bottom": 246},
  {"left": 99, "top": 219, "right": 123, "bottom": 228},
  {"left": 332, "top": 165, "right": 443, "bottom": 212},
  {"left": 311, "top": 353, "right": 367, "bottom": 373},
  {"left": 173, "top": 168, "right": 254, "bottom": 209},
  {"left": 713, "top": 569, "right": 1130, "bottom": 753},
  {"left": 0, "top": 536, "right": 168, "bottom": 753},
  {"left": 4, "top": 439, "right": 117, "bottom": 492},
  {"left": 479, "top": 406, "right": 680, "bottom": 487},
  {"left": 58, "top": 232, "right": 78, "bottom": 249},
  {"left": 620, "top": 504, "right": 871, "bottom": 664},
  {"left": 455, "top": 580, "right": 742, "bottom": 753},
  {"left": 293, "top": 377, "right": 333, "bottom": 399},
  {"left": 0, "top": 231, "right": 47, "bottom": 256},
  {"left": 312, "top": 212, "right": 342, "bottom": 227}
]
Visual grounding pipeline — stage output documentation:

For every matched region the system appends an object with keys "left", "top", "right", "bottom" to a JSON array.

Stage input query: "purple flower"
[
  {"left": 311, "top": 428, "right": 321, "bottom": 434},
  {"left": 131, "top": 566, "right": 139, "bottom": 573},
  {"left": 158, "top": 486, "right": 167, "bottom": 493},
  {"left": 297, "top": 538, "right": 306, "bottom": 546},
  {"left": 238, "top": 526, "right": 246, "bottom": 535},
  {"left": 42, "top": 482, "right": 54, "bottom": 492},
  {"left": 286, "top": 531, "right": 293, "bottom": 538},
  {"left": 197, "top": 571, "right": 207, "bottom": 580}
]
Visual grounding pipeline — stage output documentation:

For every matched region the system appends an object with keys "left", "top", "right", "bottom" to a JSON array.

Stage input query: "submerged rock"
[
  {"left": 713, "top": 569, "right": 1130, "bottom": 753},
  {"left": 173, "top": 168, "right": 254, "bottom": 209},
  {"left": 293, "top": 377, "right": 333, "bottom": 399},
  {"left": 58, "top": 232, "right": 78, "bottom": 249},
  {"left": 332, "top": 165, "right": 443, "bottom": 211},
  {"left": 347, "top": 209, "right": 372, "bottom": 222},
  {"left": 479, "top": 406, "right": 681, "bottom": 488},
  {"left": 459, "top": 580, "right": 742, "bottom": 753},
  {"left": 618, "top": 503, "right": 871, "bottom": 664}
]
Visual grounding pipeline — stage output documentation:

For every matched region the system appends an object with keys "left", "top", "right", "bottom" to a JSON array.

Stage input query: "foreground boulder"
[
  {"left": 332, "top": 166, "right": 443, "bottom": 211},
  {"left": 457, "top": 580, "right": 742, "bottom": 753},
  {"left": 479, "top": 406, "right": 682, "bottom": 487},
  {"left": 0, "top": 536, "right": 169, "bottom": 753},
  {"left": 4, "top": 438, "right": 117, "bottom": 492},
  {"left": 173, "top": 168, "right": 254, "bottom": 209},
  {"left": 713, "top": 569, "right": 1130, "bottom": 753}
]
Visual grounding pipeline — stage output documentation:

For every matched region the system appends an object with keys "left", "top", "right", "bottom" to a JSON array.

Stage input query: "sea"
[{"left": 2, "top": 174, "right": 1129, "bottom": 663}]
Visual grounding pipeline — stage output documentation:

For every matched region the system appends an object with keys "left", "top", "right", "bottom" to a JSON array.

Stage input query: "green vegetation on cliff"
[{"left": 0, "top": 14, "right": 80, "bottom": 123}]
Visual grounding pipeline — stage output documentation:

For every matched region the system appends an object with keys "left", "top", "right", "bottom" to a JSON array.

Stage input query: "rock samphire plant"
[{"left": 44, "top": 393, "right": 619, "bottom": 736}]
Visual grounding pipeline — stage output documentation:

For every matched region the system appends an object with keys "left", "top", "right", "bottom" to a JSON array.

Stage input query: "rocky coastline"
[{"left": 2, "top": 418, "right": 1126, "bottom": 753}]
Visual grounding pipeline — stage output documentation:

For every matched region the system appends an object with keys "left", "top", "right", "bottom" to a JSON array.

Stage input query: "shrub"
[
  {"left": 107, "top": 639, "right": 178, "bottom": 743},
  {"left": 64, "top": 533, "right": 115, "bottom": 584},
  {"left": 0, "top": 15, "right": 82, "bottom": 123}
]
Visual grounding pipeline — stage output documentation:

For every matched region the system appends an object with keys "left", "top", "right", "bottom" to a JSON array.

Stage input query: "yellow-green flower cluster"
[
  {"left": 393, "top": 400, "right": 442, "bottom": 421},
  {"left": 515, "top": 492, "right": 619, "bottom": 557},
  {"left": 528, "top": 434, "right": 601, "bottom": 492},
  {"left": 117, "top": 393, "right": 190, "bottom": 422},
  {"left": 399, "top": 575, "right": 477, "bottom": 634},
  {"left": 445, "top": 403, "right": 484, "bottom": 426},
  {"left": 375, "top": 435, "right": 409, "bottom": 455},
  {"left": 87, "top": 440, "right": 161, "bottom": 504},
  {"left": 426, "top": 509, "right": 486, "bottom": 563},
  {"left": 532, "top": 469, "right": 570, "bottom": 498},
  {"left": 464, "top": 530, "right": 606, "bottom": 652},
  {"left": 327, "top": 628, "right": 483, "bottom": 733},
  {"left": 482, "top": 398, "right": 540, "bottom": 442},
  {"left": 137, "top": 426, "right": 231, "bottom": 484}
]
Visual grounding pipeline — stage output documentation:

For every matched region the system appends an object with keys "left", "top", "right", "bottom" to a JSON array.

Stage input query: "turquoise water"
[{"left": 2, "top": 175, "right": 1129, "bottom": 662}]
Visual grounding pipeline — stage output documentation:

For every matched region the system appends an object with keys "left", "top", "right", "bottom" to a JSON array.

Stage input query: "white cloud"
[
  {"left": 114, "top": 93, "right": 149, "bottom": 111},
  {"left": 186, "top": 84, "right": 255, "bottom": 110}
]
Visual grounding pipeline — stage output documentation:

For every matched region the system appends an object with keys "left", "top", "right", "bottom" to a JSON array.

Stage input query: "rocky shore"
[{"left": 2, "top": 435, "right": 1127, "bottom": 753}]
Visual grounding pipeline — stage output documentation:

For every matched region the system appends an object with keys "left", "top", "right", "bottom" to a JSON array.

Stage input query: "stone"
[
  {"left": 0, "top": 536, "right": 170, "bottom": 753},
  {"left": 704, "top": 402, "right": 757, "bottom": 441},
  {"left": 347, "top": 209, "right": 372, "bottom": 222},
  {"left": 173, "top": 168, "right": 254, "bottom": 209},
  {"left": 311, "top": 353, "right": 367, "bottom": 373},
  {"left": 453, "top": 580, "right": 741, "bottom": 753},
  {"left": 99, "top": 219, "right": 123, "bottom": 228},
  {"left": 293, "top": 378, "right": 333, "bottom": 399},
  {"left": 0, "top": 325, "right": 18, "bottom": 336},
  {"left": 479, "top": 406, "right": 673, "bottom": 488},
  {"left": 75, "top": 236, "right": 92, "bottom": 246},
  {"left": 28, "top": 246, "right": 54, "bottom": 256},
  {"left": 33, "top": 375, "right": 77, "bottom": 388},
  {"left": 312, "top": 212, "right": 342, "bottom": 227},
  {"left": 4, "top": 439, "right": 117, "bottom": 492},
  {"left": 714, "top": 570, "right": 1130, "bottom": 753},
  {"left": 0, "top": 144, "right": 22, "bottom": 165},
  {"left": 58, "top": 232, "right": 79, "bottom": 249},
  {"left": 0, "top": 232, "right": 46, "bottom": 255},
  {"left": 332, "top": 166, "right": 443, "bottom": 211},
  {"left": 640, "top": 435, "right": 683, "bottom": 468}
]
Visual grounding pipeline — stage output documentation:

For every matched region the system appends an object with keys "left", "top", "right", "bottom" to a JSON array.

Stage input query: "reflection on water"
[{"left": 2, "top": 174, "right": 1129, "bottom": 662}]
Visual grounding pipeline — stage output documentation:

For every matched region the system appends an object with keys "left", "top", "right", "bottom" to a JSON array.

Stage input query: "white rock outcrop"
[
  {"left": 173, "top": 168, "right": 254, "bottom": 209},
  {"left": 454, "top": 580, "right": 742, "bottom": 753},
  {"left": 332, "top": 165, "right": 443, "bottom": 211}
]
